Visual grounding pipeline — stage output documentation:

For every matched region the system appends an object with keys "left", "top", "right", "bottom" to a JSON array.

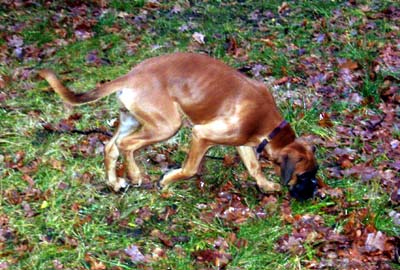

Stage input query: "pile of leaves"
[{"left": 277, "top": 206, "right": 398, "bottom": 269}]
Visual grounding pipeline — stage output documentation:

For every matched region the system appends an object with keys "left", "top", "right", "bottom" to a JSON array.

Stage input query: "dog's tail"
[{"left": 38, "top": 69, "right": 123, "bottom": 106}]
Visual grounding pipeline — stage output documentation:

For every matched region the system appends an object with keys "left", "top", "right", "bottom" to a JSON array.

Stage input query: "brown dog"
[{"left": 39, "top": 53, "right": 318, "bottom": 200}]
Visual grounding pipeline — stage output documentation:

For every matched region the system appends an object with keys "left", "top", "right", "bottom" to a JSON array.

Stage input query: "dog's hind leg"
[
  {"left": 236, "top": 146, "right": 281, "bottom": 192},
  {"left": 104, "top": 128, "right": 126, "bottom": 192},
  {"left": 114, "top": 107, "right": 182, "bottom": 188},
  {"left": 104, "top": 111, "right": 141, "bottom": 191},
  {"left": 119, "top": 111, "right": 142, "bottom": 185}
]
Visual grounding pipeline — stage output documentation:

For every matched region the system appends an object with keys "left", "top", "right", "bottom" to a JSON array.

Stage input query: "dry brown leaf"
[
  {"left": 84, "top": 253, "right": 106, "bottom": 270},
  {"left": 339, "top": 59, "right": 358, "bottom": 70}
]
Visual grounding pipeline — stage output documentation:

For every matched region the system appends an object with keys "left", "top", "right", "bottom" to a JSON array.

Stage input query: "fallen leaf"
[
  {"left": 364, "top": 231, "right": 386, "bottom": 252},
  {"left": 192, "top": 249, "right": 232, "bottom": 268},
  {"left": 171, "top": 4, "right": 182, "bottom": 14},
  {"left": 124, "top": 244, "right": 146, "bottom": 263},
  {"left": 40, "top": 200, "right": 49, "bottom": 209},
  {"left": 21, "top": 174, "right": 35, "bottom": 187},
  {"left": 21, "top": 201, "right": 35, "bottom": 217},
  {"left": 339, "top": 59, "right": 358, "bottom": 70},
  {"left": 52, "top": 260, "right": 64, "bottom": 270},
  {"left": 151, "top": 247, "right": 166, "bottom": 260},
  {"left": 259, "top": 38, "right": 275, "bottom": 47},
  {"left": 0, "top": 75, "right": 10, "bottom": 89},
  {"left": 151, "top": 229, "right": 174, "bottom": 248},
  {"left": 389, "top": 211, "right": 400, "bottom": 226},
  {"left": 318, "top": 112, "right": 334, "bottom": 127},
  {"left": 273, "top": 77, "right": 289, "bottom": 85},
  {"left": 0, "top": 262, "right": 9, "bottom": 269},
  {"left": 192, "top": 32, "right": 205, "bottom": 44},
  {"left": 84, "top": 253, "right": 106, "bottom": 270},
  {"left": 4, "top": 189, "right": 23, "bottom": 205},
  {"left": 280, "top": 200, "right": 293, "bottom": 223},
  {"left": 222, "top": 154, "right": 236, "bottom": 167},
  {"left": 278, "top": 2, "right": 290, "bottom": 14},
  {"left": 226, "top": 36, "right": 238, "bottom": 55}
]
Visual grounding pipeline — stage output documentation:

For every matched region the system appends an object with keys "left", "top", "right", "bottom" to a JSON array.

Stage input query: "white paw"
[
  {"left": 117, "top": 177, "right": 128, "bottom": 189},
  {"left": 129, "top": 173, "right": 143, "bottom": 187},
  {"left": 131, "top": 178, "right": 142, "bottom": 187},
  {"left": 108, "top": 177, "right": 128, "bottom": 192}
]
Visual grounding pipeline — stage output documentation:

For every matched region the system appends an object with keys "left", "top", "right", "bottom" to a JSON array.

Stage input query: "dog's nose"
[{"left": 289, "top": 177, "right": 318, "bottom": 201}]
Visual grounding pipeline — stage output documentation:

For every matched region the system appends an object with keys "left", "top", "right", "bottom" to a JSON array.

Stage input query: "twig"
[
  {"left": 366, "top": 113, "right": 386, "bottom": 130},
  {"left": 205, "top": 155, "right": 225, "bottom": 160},
  {"left": 41, "top": 123, "right": 113, "bottom": 137},
  {"left": 70, "top": 128, "right": 113, "bottom": 137}
]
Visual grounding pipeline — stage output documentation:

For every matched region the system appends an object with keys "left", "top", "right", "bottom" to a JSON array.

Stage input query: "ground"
[{"left": 0, "top": 1, "right": 399, "bottom": 269}]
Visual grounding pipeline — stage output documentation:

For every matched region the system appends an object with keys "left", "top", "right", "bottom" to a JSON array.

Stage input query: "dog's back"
[{"left": 128, "top": 53, "right": 272, "bottom": 124}]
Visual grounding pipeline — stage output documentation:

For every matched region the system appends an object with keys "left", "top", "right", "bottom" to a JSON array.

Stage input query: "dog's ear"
[
  {"left": 295, "top": 138, "right": 316, "bottom": 153},
  {"left": 280, "top": 154, "right": 295, "bottom": 185}
]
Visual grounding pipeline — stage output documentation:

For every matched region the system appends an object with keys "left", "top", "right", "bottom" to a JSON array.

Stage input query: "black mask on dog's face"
[{"left": 288, "top": 167, "right": 318, "bottom": 201}]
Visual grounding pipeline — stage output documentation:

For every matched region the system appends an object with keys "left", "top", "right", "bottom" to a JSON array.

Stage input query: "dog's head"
[{"left": 275, "top": 139, "right": 318, "bottom": 201}]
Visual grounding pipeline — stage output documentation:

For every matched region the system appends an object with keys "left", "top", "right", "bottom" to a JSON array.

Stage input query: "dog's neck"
[
  {"left": 256, "top": 120, "right": 289, "bottom": 153},
  {"left": 264, "top": 124, "right": 296, "bottom": 160}
]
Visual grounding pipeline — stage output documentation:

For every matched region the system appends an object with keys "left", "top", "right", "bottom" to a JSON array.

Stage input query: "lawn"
[{"left": 0, "top": 1, "right": 399, "bottom": 269}]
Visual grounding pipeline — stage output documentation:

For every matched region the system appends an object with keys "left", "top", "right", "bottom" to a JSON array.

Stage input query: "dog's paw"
[
  {"left": 126, "top": 171, "right": 145, "bottom": 187},
  {"left": 157, "top": 173, "right": 171, "bottom": 190},
  {"left": 108, "top": 177, "right": 129, "bottom": 192},
  {"left": 128, "top": 177, "right": 142, "bottom": 187},
  {"left": 259, "top": 182, "right": 281, "bottom": 193},
  {"left": 118, "top": 177, "right": 129, "bottom": 188},
  {"left": 157, "top": 164, "right": 181, "bottom": 190}
]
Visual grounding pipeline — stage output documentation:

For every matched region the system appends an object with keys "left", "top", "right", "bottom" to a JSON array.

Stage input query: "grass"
[{"left": 1, "top": 0, "right": 399, "bottom": 269}]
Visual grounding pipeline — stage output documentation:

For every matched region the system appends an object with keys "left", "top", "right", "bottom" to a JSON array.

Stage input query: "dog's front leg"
[
  {"left": 236, "top": 146, "right": 281, "bottom": 192},
  {"left": 159, "top": 128, "right": 213, "bottom": 188}
]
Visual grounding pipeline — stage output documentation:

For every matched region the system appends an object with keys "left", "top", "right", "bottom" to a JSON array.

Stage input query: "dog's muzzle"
[{"left": 289, "top": 167, "right": 318, "bottom": 201}]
